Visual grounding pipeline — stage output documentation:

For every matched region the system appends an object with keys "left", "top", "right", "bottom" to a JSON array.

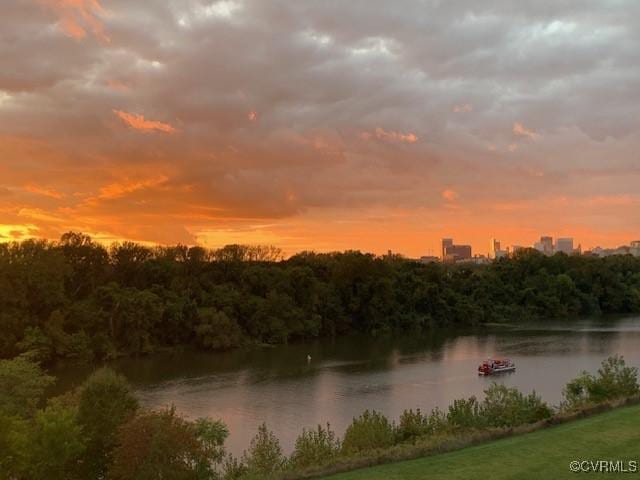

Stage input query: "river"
[{"left": 52, "top": 316, "right": 640, "bottom": 456}]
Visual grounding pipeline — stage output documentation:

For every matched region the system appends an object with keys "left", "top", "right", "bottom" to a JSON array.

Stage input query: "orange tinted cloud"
[
  {"left": 360, "top": 127, "right": 418, "bottom": 144},
  {"left": 441, "top": 189, "right": 459, "bottom": 202},
  {"left": 41, "top": 0, "right": 109, "bottom": 43},
  {"left": 24, "top": 183, "right": 64, "bottom": 199},
  {"left": 2, "top": 2, "right": 640, "bottom": 255},
  {"left": 113, "top": 110, "right": 177, "bottom": 134},
  {"left": 98, "top": 175, "right": 170, "bottom": 200},
  {"left": 513, "top": 122, "right": 540, "bottom": 140},
  {"left": 453, "top": 103, "right": 473, "bottom": 113}
]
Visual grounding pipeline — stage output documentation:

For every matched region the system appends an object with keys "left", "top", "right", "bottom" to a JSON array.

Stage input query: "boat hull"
[{"left": 478, "top": 366, "right": 516, "bottom": 376}]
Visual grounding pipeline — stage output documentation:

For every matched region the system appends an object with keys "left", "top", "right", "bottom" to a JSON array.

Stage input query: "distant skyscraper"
[
  {"left": 444, "top": 244, "right": 472, "bottom": 262},
  {"left": 540, "top": 236, "right": 554, "bottom": 256},
  {"left": 441, "top": 238, "right": 453, "bottom": 259},
  {"left": 556, "top": 238, "right": 574, "bottom": 255},
  {"left": 489, "top": 238, "right": 501, "bottom": 259},
  {"left": 512, "top": 245, "right": 525, "bottom": 254}
]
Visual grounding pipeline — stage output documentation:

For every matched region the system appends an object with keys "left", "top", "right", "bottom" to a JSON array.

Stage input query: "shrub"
[
  {"left": 0, "top": 354, "right": 54, "bottom": 418},
  {"left": 222, "top": 455, "right": 248, "bottom": 480},
  {"left": 563, "top": 355, "right": 639, "bottom": 409},
  {"left": 27, "top": 403, "right": 86, "bottom": 480},
  {"left": 194, "top": 418, "right": 230, "bottom": 477},
  {"left": 289, "top": 423, "right": 341, "bottom": 469},
  {"left": 0, "top": 411, "right": 29, "bottom": 479},
  {"left": 242, "top": 423, "right": 285, "bottom": 476},
  {"left": 341, "top": 410, "right": 395, "bottom": 455},
  {"left": 480, "top": 383, "right": 552, "bottom": 427},
  {"left": 447, "top": 397, "right": 484, "bottom": 430},
  {"left": 109, "top": 407, "right": 220, "bottom": 480},
  {"left": 76, "top": 368, "right": 139, "bottom": 477},
  {"left": 396, "top": 406, "right": 450, "bottom": 442}
]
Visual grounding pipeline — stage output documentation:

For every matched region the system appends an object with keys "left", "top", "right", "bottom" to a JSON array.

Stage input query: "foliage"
[
  {"left": 480, "top": 383, "right": 552, "bottom": 427},
  {"left": 396, "top": 407, "right": 447, "bottom": 441},
  {"left": 195, "top": 309, "right": 245, "bottom": 350},
  {"left": 77, "top": 367, "right": 139, "bottom": 477},
  {"left": 109, "top": 407, "right": 223, "bottom": 480},
  {"left": 1, "top": 233, "right": 640, "bottom": 362},
  {"left": 341, "top": 410, "right": 395, "bottom": 455},
  {"left": 0, "top": 412, "right": 29, "bottom": 479},
  {"left": 194, "top": 417, "right": 230, "bottom": 476},
  {"left": 289, "top": 423, "right": 341, "bottom": 469},
  {"left": 242, "top": 423, "right": 286, "bottom": 476},
  {"left": 563, "top": 355, "right": 640, "bottom": 409},
  {"left": 0, "top": 354, "right": 54, "bottom": 417},
  {"left": 27, "top": 403, "right": 86, "bottom": 480},
  {"left": 222, "top": 455, "right": 248, "bottom": 480},
  {"left": 317, "top": 402, "right": 640, "bottom": 480},
  {"left": 447, "top": 397, "right": 484, "bottom": 430}
]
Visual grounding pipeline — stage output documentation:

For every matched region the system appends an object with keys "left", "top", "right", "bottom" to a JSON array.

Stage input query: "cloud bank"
[{"left": 1, "top": 0, "right": 639, "bottom": 254}]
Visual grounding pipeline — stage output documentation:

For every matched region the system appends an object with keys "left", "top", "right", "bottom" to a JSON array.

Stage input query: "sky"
[{"left": 1, "top": 0, "right": 639, "bottom": 257}]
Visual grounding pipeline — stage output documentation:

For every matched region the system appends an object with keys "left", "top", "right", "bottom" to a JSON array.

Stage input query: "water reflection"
[{"left": 52, "top": 316, "right": 640, "bottom": 456}]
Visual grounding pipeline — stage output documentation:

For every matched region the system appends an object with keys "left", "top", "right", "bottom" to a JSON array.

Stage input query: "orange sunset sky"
[{"left": 1, "top": 1, "right": 639, "bottom": 257}]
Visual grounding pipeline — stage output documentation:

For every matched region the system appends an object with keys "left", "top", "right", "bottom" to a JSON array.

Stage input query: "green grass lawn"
[{"left": 322, "top": 404, "right": 640, "bottom": 480}]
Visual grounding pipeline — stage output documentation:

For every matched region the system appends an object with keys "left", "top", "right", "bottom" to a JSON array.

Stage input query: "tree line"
[{"left": 2, "top": 232, "right": 640, "bottom": 363}]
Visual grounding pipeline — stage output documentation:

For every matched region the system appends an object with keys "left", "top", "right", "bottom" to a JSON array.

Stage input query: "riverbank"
[
  {"left": 47, "top": 317, "right": 640, "bottom": 457},
  {"left": 315, "top": 399, "right": 640, "bottom": 480}
]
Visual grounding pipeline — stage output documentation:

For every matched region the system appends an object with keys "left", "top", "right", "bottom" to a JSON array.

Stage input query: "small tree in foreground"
[
  {"left": 289, "top": 423, "right": 341, "bottom": 469},
  {"left": 481, "top": 383, "right": 552, "bottom": 427},
  {"left": 109, "top": 407, "right": 228, "bottom": 480},
  {"left": 241, "top": 423, "right": 285, "bottom": 476},
  {"left": 27, "top": 403, "right": 86, "bottom": 480},
  {"left": 341, "top": 410, "right": 395, "bottom": 455},
  {"left": 0, "top": 355, "right": 54, "bottom": 418},
  {"left": 563, "top": 355, "right": 639, "bottom": 409},
  {"left": 77, "top": 367, "right": 139, "bottom": 477}
]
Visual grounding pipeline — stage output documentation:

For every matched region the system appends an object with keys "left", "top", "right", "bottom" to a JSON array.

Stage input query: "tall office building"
[
  {"left": 444, "top": 244, "right": 472, "bottom": 262},
  {"left": 556, "top": 238, "right": 574, "bottom": 255},
  {"left": 540, "top": 236, "right": 554, "bottom": 256},
  {"left": 441, "top": 238, "right": 453, "bottom": 259},
  {"left": 489, "top": 238, "right": 501, "bottom": 259}
]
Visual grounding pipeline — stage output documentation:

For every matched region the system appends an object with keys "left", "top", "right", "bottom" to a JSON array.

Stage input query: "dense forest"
[{"left": 1, "top": 232, "right": 640, "bottom": 363}]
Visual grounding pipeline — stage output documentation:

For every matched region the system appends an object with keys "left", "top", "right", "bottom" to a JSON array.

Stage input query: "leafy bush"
[
  {"left": 563, "top": 355, "right": 639, "bottom": 409},
  {"left": 342, "top": 410, "right": 395, "bottom": 455},
  {"left": 222, "top": 455, "right": 248, "bottom": 480},
  {"left": 242, "top": 423, "right": 285, "bottom": 476},
  {"left": 396, "top": 407, "right": 447, "bottom": 441},
  {"left": 194, "top": 418, "right": 230, "bottom": 477},
  {"left": 480, "top": 383, "right": 552, "bottom": 427},
  {"left": 289, "top": 423, "right": 341, "bottom": 469},
  {"left": 76, "top": 368, "right": 139, "bottom": 477},
  {"left": 27, "top": 403, "right": 86, "bottom": 480},
  {"left": 447, "top": 397, "right": 484, "bottom": 430},
  {"left": 109, "top": 407, "right": 223, "bottom": 480},
  {"left": 0, "top": 354, "right": 54, "bottom": 418},
  {"left": 0, "top": 411, "right": 29, "bottom": 479},
  {"left": 396, "top": 408, "right": 430, "bottom": 441}
]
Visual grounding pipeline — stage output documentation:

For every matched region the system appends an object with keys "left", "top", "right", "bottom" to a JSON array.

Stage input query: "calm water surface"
[{"left": 53, "top": 316, "right": 640, "bottom": 456}]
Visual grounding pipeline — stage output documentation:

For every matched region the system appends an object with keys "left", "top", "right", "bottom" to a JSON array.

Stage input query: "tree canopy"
[{"left": 1, "top": 232, "right": 639, "bottom": 362}]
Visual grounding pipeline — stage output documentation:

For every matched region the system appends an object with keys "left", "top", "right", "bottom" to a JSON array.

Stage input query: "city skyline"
[{"left": 2, "top": 1, "right": 640, "bottom": 256}]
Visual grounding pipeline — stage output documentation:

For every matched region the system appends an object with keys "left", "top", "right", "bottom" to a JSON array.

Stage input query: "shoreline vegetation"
[
  {"left": 1, "top": 355, "right": 638, "bottom": 479},
  {"left": 317, "top": 400, "right": 640, "bottom": 480},
  {"left": 1, "top": 232, "right": 640, "bottom": 365}
]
